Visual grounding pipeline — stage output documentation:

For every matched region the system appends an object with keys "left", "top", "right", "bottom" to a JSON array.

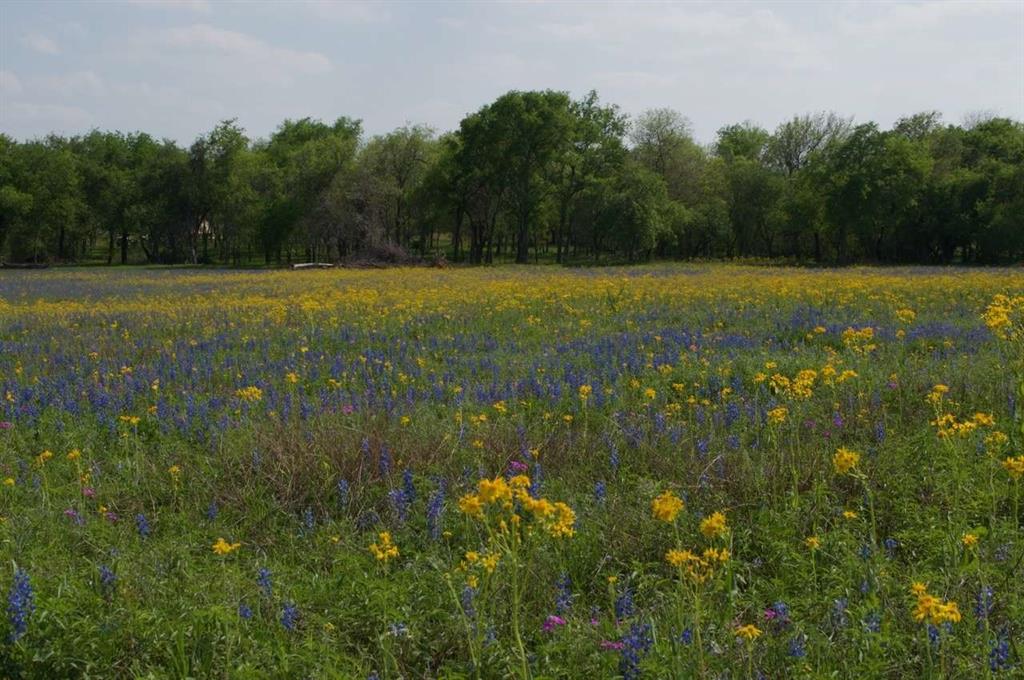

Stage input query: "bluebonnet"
[
  {"left": 618, "top": 623, "right": 653, "bottom": 680},
  {"left": 594, "top": 480, "right": 606, "bottom": 505},
  {"left": 378, "top": 444, "right": 392, "bottom": 477},
  {"left": 975, "top": 586, "right": 994, "bottom": 625},
  {"left": 607, "top": 437, "right": 620, "bottom": 474},
  {"left": 858, "top": 543, "right": 872, "bottom": 560},
  {"left": 989, "top": 631, "right": 1010, "bottom": 672},
  {"left": 426, "top": 488, "right": 445, "bottom": 540},
  {"left": 135, "top": 513, "right": 151, "bottom": 538},
  {"left": 883, "top": 537, "right": 899, "bottom": 557},
  {"left": 388, "top": 622, "right": 409, "bottom": 638},
  {"left": 238, "top": 602, "right": 253, "bottom": 620},
  {"left": 460, "top": 586, "right": 477, "bottom": 620},
  {"left": 388, "top": 488, "right": 410, "bottom": 523},
  {"left": 281, "top": 602, "right": 299, "bottom": 631},
  {"left": 206, "top": 500, "right": 218, "bottom": 522},
  {"left": 402, "top": 468, "right": 416, "bottom": 503},
  {"left": 788, "top": 633, "right": 807, "bottom": 658},
  {"left": 337, "top": 479, "right": 350, "bottom": 507},
  {"left": 678, "top": 628, "right": 692, "bottom": 644},
  {"left": 7, "top": 569, "right": 34, "bottom": 642},
  {"left": 927, "top": 624, "right": 940, "bottom": 647},
  {"left": 98, "top": 565, "right": 116, "bottom": 597},
  {"left": 863, "top": 610, "right": 881, "bottom": 633},
  {"left": 614, "top": 586, "right": 635, "bottom": 620},
  {"left": 257, "top": 567, "right": 272, "bottom": 598},
  {"left": 555, "top": 573, "right": 572, "bottom": 614}
]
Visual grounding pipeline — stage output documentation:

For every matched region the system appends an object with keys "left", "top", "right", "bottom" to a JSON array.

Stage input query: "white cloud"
[
  {"left": 0, "top": 70, "right": 23, "bottom": 95},
  {"left": 126, "top": 0, "right": 212, "bottom": 12},
  {"left": 3, "top": 102, "right": 92, "bottom": 131},
  {"left": 155, "top": 24, "right": 331, "bottom": 76},
  {"left": 22, "top": 32, "right": 60, "bottom": 55},
  {"left": 38, "top": 70, "right": 106, "bottom": 97}
]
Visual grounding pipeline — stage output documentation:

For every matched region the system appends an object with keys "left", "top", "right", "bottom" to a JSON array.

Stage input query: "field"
[{"left": 1, "top": 264, "right": 1023, "bottom": 679}]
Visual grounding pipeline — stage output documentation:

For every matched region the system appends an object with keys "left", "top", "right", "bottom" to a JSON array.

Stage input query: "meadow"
[{"left": 1, "top": 264, "right": 1023, "bottom": 679}]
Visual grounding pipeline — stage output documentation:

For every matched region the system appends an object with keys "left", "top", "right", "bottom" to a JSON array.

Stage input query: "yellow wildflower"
[
  {"left": 212, "top": 538, "right": 241, "bottom": 555},
  {"left": 833, "top": 447, "right": 860, "bottom": 475},
  {"left": 651, "top": 490, "right": 684, "bottom": 523},
  {"left": 699, "top": 511, "right": 728, "bottom": 539}
]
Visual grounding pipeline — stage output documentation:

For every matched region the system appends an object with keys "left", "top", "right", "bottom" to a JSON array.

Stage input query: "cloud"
[
  {"left": 0, "top": 70, "right": 23, "bottom": 95},
  {"left": 154, "top": 24, "right": 331, "bottom": 76},
  {"left": 38, "top": 70, "right": 106, "bottom": 97},
  {"left": 2, "top": 102, "right": 92, "bottom": 132},
  {"left": 22, "top": 32, "right": 60, "bottom": 55},
  {"left": 126, "top": 0, "right": 212, "bottom": 12}
]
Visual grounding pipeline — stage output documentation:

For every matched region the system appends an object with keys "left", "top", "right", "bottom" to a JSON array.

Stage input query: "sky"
[{"left": 1, "top": 0, "right": 1022, "bottom": 146}]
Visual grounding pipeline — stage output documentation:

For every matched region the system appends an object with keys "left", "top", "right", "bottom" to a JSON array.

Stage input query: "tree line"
[{"left": 1, "top": 90, "right": 1021, "bottom": 266}]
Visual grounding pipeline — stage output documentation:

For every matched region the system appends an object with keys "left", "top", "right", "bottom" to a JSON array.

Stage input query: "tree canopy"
[{"left": 1, "top": 91, "right": 1021, "bottom": 265}]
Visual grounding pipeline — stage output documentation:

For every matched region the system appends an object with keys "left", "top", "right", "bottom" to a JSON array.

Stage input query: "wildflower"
[
  {"left": 212, "top": 538, "right": 241, "bottom": 555},
  {"left": 66, "top": 449, "right": 81, "bottom": 461},
  {"left": 555, "top": 572, "right": 572, "bottom": 613},
  {"left": 3, "top": 478, "right": 15, "bottom": 487},
  {"left": 35, "top": 450, "right": 53, "bottom": 466},
  {"left": 651, "top": 490, "right": 684, "bottom": 523},
  {"left": 767, "top": 405, "right": 788, "bottom": 425},
  {"left": 369, "top": 531, "right": 399, "bottom": 563},
  {"left": 6, "top": 569, "right": 34, "bottom": 642},
  {"left": 542, "top": 615, "right": 566, "bottom": 632},
  {"left": 257, "top": 567, "right": 272, "bottom": 598},
  {"left": 235, "top": 386, "right": 263, "bottom": 402},
  {"left": 426, "top": 488, "right": 445, "bottom": 540},
  {"left": 618, "top": 623, "right": 653, "bottom": 680},
  {"left": 1002, "top": 455, "right": 1024, "bottom": 480},
  {"left": 961, "top": 533, "right": 979, "bottom": 548},
  {"left": 735, "top": 624, "right": 763, "bottom": 641},
  {"left": 699, "top": 511, "right": 728, "bottom": 538},
  {"left": 842, "top": 510, "right": 858, "bottom": 520},
  {"left": 457, "top": 493, "right": 483, "bottom": 518},
  {"left": 281, "top": 602, "right": 299, "bottom": 631},
  {"left": 805, "top": 535, "right": 821, "bottom": 551},
  {"left": 98, "top": 565, "right": 116, "bottom": 597},
  {"left": 238, "top": 602, "right": 253, "bottom": 620},
  {"left": 832, "top": 447, "right": 860, "bottom": 474},
  {"left": 911, "top": 583, "right": 961, "bottom": 625},
  {"left": 135, "top": 513, "right": 151, "bottom": 538},
  {"left": 578, "top": 384, "right": 592, "bottom": 402},
  {"left": 594, "top": 480, "right": 606, "bottom": 504}
]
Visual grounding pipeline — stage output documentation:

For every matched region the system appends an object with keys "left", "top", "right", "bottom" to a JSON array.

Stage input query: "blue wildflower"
[
  {"left": 402, "top": 468, "right": 415, "bottom": 503},
  {"left": 555, "top": 573, "right": 572, "bottom": 614},
  {"left": 135, "top": 513, "right": 151, "bottom": 538},
  {"left": 863, "top": 610, "right": 881, "bottom": 633},
  {"left": 989, "top": 631, "right": 1010, "bottom": 672},
  {"left": 614, "top": 586, "right": 634, "bottom": 620},
  {"left": 337, "top": 479, "right": 350, "bottom": 507},
  {"left": 788, "top": 633, "right": 807, "bottom": 658},
  {"left": 257, "top": 567, "right": 272, "bottom": 598},
  {"left": 238, "top": 602, "right": 253, "bottom": 620},
  {"left": 426, "top": 488, "right": 445, "bottom": 540},
  {"left": 281, "top": 602, "right": 299, "bottom": 631},
  {"left": 98, "top": 565, "right": 116, "bottom": 597},
  {"left": 303, "top": 507, "right": 315, "bottom": 531},
  {"left": 594, "top": 480, "right": 606, "bottom": 505},
  {"left": 618, "top": 623, "right": 653, "bottom": 680},
  {"left": 7, "top": 569, "right": 34, "bottom": 642}
]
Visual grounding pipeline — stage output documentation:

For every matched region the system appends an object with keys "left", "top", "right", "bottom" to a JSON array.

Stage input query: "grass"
[{"left": 0, "top": 264, "right": 1022, "bottom": 678}]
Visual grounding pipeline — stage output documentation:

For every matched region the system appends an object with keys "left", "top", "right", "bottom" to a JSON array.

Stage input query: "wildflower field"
[{"left": 1, "top": 264, "right": 1023, "bottom": 679}]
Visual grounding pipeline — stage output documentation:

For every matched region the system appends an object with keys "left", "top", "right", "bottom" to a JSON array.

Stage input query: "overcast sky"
[{"left": 1, "top": 0, "right": 1022, "bottom": 145}]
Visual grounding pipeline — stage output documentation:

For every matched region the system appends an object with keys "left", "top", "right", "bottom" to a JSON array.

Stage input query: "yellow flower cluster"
[
  {"left": 841, "top": 326, "right": 877, "bottom": 353},
  {"left": 931, "top": 411, "right": 996, "bottom": 439},
  {"left": 235, "top": 386, "right": 263, "bottom": 402},
  {"left": 369, "top": 531, "right": 400, "bottom": 562},
  {"left": 699, "top": 511, "right": 729, "bottom": 539},
  {"left": 458, "top": 475, "right": 576, "bottom": 539},
  {"left": 832, "top": 447, "right": 860, "bottom": 475},
  {"left": 766, "top": 405, "right": 788, "bottom": 425},
  {"left": 212, "top": 538, "right": 241, "bottom": 555},
  {"left": 910, "top": 583, "right": 961, "bottom": 625},
  {"left": 665, "top": 547, "right": 731, "bottom": 584},
  {"left": 925, "top": 383, "right": 949, "bottom": 406},
  {"left": 1003, "top": 455, "right": 1024, "bottom": 481},
  {"left": 982, "top": 294, "right": 1024, "bottom": 341},
  {"left": 651, "top": 490, "right": 685, "bottom": 523}
]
